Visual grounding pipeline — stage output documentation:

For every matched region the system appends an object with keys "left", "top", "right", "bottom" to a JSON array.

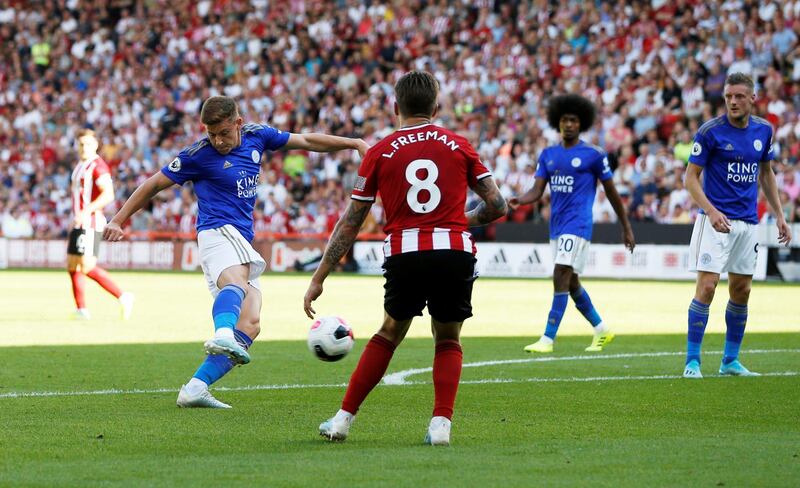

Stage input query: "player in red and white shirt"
[
  {"left": 67, "top": 129, "right": 134, "bottom": 320},
  {"left": 303, "top": 71, "right": 507, "bottom": 446}
]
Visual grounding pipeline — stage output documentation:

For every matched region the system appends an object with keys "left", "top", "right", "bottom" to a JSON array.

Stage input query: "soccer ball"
[{"left": 307, "top": 316, "right": 355, "bottom": 362}]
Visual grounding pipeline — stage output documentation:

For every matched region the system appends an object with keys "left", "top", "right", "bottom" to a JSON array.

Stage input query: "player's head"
[
  {"left": 394, "top": 71, "right": 439, "bottom": 120},
  {"left": 201, "top": 96, "right": 243, "bottom": 155},
  {"left": 547, "top": 94, "right": 596, "bottom": 142},
  {"left": 76, "top": 128, "right": 99, "bottom": 159},
  {"left": 723, "top": 72, "right": 755, "bottom": 123}
]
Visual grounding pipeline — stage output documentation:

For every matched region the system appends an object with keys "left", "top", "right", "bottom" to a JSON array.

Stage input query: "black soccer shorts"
[
  {"left": 67, "top": 228, "right": 102, "bottom": 257},
  {"left": 382, "top": 250, "right": 477, "bottom": 323}
]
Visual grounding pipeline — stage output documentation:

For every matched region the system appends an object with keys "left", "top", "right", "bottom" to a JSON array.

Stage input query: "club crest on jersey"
[
  {"left": 753, "top": 140, "right": 763, "bottom": 151},
  {"left": 252, "top": 150, "right": 260, "bottom": 163},
  {"left": 223, "top": 161, "right": 233, "bottom": 169},
  {"left": 168, "top": 157, "right": 181, "bottom": 172},
  {"left": 571, "top": 157, "right": 582, "bottom": 168},
  {"left": 691, "top": 142, "right": 702, "bottom": 156}
]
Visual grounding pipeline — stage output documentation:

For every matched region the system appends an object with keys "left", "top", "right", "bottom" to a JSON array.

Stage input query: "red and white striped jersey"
[
  {"left": 71, "top": 156, "right": 112, "bottom": 230},
  {"left": 351, "top": 123, "right": 492, "bottom": 257}
]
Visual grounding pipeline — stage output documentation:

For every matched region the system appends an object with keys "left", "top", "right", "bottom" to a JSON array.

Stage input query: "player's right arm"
[
  {"left": 508, "top": 177, "right": 547, "bottom": 209},
  {"left": 686, "top": 129, "right": 731, "bottom": 233},
  {"left": 103, "top": 172, "right": 175, "bottom": 241},
  {"left": 685, "top": 163, "right": 731, "bottom": 233}
]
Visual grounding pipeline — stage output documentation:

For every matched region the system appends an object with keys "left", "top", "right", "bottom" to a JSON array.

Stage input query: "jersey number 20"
[{"left": 405, "top": 159, "right": 441, "bottom": 214}]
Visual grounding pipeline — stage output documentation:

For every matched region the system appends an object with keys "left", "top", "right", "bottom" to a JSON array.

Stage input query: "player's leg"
[
  {"left": 67, "top": 253, "right": 90, "bottom": 319},
  {"left": 203, "top": 263, "right": 252, "bottom": 364},
  {"left": 570, "top": 273, "right": 615, "bottom": 352},
  {"left": 67, "top": 228, "right": 89, "bottom": 319},
  {"left": 178, "top": 283, "right": 261, "bottom": 408},
  {"left": 82, "top": 231, "right": 134, "bottom": 319},
  {"left": 320, "top": 312, "right": 413, "bottom": 441},
  {"left": 683, "top": 271, "right": 717, "bottom": 378},
  {"left": 524, "top": 264, "right": 571, "bottom": 353},
  {"left": 423, "top": 250, "right": 475, "bottom": 446},
  {"left": 320, "top": 252, "right": 421, "bottom": 441},
  {"left": 719, "top": 272, "right": 759, "bottom": 376}
]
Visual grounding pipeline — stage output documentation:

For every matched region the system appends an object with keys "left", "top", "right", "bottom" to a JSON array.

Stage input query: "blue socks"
[
  {"left": 544, "top": 292, "right": 569, "bottom": 340},
  {"left": 194, "top": 329, "right": 253, "bottom": 386},
  {"left": 686, "top": 299, "right": 710, "bottom": 365},
  {"left": 212, "top": 284, "right": 246, "bottom": 332},
  {"left": 571, "top": 287, "right": 602, "bottom": 327},
  {"left": 723, "top": 301, "right": 748, "bottom": 365}
]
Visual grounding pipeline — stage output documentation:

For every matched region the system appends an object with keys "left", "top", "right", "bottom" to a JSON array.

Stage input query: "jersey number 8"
[{"left": 405, "top": 159, "right": 441, "bottom": 214}]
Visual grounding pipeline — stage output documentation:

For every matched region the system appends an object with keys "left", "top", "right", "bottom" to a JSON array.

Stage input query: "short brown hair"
[
  {"left": 77, "top": 128, "right": 96, "bottom": 139},
  {"left": 394, "top": 71, "right": 439, "bottom": 118},
  {"left": 201, "top": 96, "right": 239, "bottom": 125},
  {"left": 725, "top": 72, "right": 754, "bottom": 92}
]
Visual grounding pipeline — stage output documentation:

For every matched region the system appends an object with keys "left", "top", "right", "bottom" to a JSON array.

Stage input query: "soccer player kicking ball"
[
  {"left": 303, "top": 71, "right": 507, "bottom": 446},
  {"left": 68, "top": 129, "right": 135, "bottom": 321},
  {"left": 682, "top": 73, "right": 792, "bottom": 379},
  {"left": 509, "top": 94, "right": 634, "bottom": 353},
  {"left": 104, "top": 96, "right": 367, "bottom": 408}
]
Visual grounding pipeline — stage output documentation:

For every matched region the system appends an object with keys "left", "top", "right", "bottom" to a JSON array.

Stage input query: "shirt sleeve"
[
  {"left": 161, "top": 149, "right": 201, "bottom": 185},
  {"left": 764, "top": 126, "right": 777, "bottom": 162},
  {"left": 688, "top": 130, "right": 712, "bottom": 168},
  {"left": 92, "top": 158, "right": 112, "bottom": 186},
  {"left": 351, "top": 149, "right": 378, "bottom": 202},
  {"left": 257, "top": 124, "right": 290, "bottom": 151},
  {"left": 462, "top": 140, "right": 492, "bottom": 187},
  {"left": 534, "top": 149, "right": 549, "bottom": 179},
  {"left": 592, "top": 150, "right": 614, "bottom": 181}
]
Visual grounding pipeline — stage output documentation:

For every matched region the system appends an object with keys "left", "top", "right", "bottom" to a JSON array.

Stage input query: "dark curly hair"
[{"left": 546, "top": 94, "right": 597, "bottom": 132}]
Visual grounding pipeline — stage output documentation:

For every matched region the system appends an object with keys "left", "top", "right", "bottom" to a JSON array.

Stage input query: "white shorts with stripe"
[
  {"left": 197, "top": 224, "right": 266, "bottom": 298},
  {"left": 549, "top": 234, "right": 590, "bottom": 275},
  {"left": 689, "top": 215, "right": 758, "bottom": 275}
]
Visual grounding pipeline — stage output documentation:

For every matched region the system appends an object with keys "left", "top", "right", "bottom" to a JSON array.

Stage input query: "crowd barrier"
[{"left": 1, "top": 223, "right": 798, "bottom": 281}]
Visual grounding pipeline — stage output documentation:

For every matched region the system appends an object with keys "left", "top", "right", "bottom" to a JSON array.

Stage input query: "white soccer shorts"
[
  {"left": 688, "top": 215, "right": 758, "bottom": 275},
  {"left": 197, "top": 224, "right": 266, "bottom": 297},
  {"left": 550, "top": 234, "right": 590, "bottom": 275}
]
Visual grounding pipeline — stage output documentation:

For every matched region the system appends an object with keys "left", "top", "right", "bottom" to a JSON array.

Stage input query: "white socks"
[
  {"left": 214, "top": 327, "right": 235, "bottom": 341},
  {"left": 185, "top": 378, "right": 208, "bottom": 395}
]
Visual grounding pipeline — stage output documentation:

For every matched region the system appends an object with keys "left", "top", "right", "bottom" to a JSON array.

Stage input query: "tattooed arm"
[
  {"left": 303, "top": 200, "right": 372, "bottom": 318},
  {"left": 465, "top": 176, "right": 508, "bottom": 227}
]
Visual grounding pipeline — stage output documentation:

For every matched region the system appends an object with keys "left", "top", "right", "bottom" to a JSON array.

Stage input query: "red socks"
[
  {"left": 69, "top": 271, "right": 86, "bottom": 309},
  {"left": 432, "top": 339, "right": 463, "bottom": 420},
  {"left": 341, "top": 334, "right": 396, "bottom": 415},
  {"left": 86, "top": 267, "right": 123, "bottom": 299}
]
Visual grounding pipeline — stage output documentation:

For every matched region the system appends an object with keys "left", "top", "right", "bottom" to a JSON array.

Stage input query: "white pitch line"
[
  {"left": 1, "top": 349, "right": 798, "bottom": 400},
  {"left": 382, "top": 348, "right": 800, "bottom": 385}
]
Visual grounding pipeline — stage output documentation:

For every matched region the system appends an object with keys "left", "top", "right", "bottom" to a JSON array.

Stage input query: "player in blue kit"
[
  {"left": 682, "top": 73, "right": 792, "bottom": 378},
  {"left": 509, "top": 94, "right": 635, "bottom": 353},
  {"left": 104, "top": 96, "right": 367, "bottom": 407}
]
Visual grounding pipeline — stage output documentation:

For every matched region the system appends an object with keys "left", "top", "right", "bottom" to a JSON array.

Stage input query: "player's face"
[
  {"left": 77, "top": 134, "right": 99, "bottom": 160},
  {"left": 206, "top": 116, "right": 243, "bottom": 155},
  {"left": 723, "top": 83, "right": 755, "bottom": 121},
  {"left": 560, "top": 114, "right": 580, "bottom": 141}
]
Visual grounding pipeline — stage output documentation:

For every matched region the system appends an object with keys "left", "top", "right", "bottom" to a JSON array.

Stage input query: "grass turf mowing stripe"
[{"left": 1, "top": 349, "right": 797, "bottom": 399}]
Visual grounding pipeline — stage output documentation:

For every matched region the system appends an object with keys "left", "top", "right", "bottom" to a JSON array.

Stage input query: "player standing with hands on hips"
[
  {"left": 304, "top": 71, "right": 507, "bottom": 446},
  {"left": 682, "top": 73, "right": 792, "bottom": 378},
  {"left": 104, "top": 96, "right": 367, "bottom": 408},
  {"left": 509, "top": 94, "right": 635, "bottom": 354}
]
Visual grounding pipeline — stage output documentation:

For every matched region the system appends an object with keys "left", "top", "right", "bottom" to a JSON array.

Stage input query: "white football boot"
[
  {"left": 176, "top": 384, "right": 231, "bottom": 409},
  {"left": 319, "top": 409, "right": 354, "bottom": 441},
  {"left": 119, "top": 292, "right": 135, "bottom": 321},
  {"left": 424, "top": 416, "right": 452, "bottom": 446}
]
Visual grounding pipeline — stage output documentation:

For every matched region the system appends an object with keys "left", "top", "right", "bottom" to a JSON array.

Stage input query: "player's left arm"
[
  {"left": 758, "top": 161, "right": 792, "bottom": 245},
  {"left": 74, "top": 174, "right": 114, "bottom": 227},
  {"left": 466, "top": 176, "right": 508, "bottom": 227},
  {"left": 285, "top": 133, "right": 369, "bottom": 157},
  {"left": 303, "top": 200, "right": 373, "bottom": 318},
  {"left": 601, "top": 178, "right": 636, "bottom": 252}
]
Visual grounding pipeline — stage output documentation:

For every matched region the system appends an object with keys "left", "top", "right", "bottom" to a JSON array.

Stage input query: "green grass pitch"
[{"left": 0, "top": 270, "right": 798, "bottom": 486}]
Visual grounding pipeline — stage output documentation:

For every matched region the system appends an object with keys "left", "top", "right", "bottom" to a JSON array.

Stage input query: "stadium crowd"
[{"left": 3, "top": 0, "right": 800, "bottom": 240}]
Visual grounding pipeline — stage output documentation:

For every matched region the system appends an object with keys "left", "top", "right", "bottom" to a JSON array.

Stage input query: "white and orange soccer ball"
[{"left": 307, "top": 316, "right": 355, "bottom": 362}]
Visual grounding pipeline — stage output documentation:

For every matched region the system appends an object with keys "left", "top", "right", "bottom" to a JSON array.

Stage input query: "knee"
[
  {"left": 237, "top": 316, "right": 260, "bottom": 339},
  {"left": 731, "top": 283, "right": 751, "bottom": 303},
  {"left": 696, "top": 281, "right": 717, "bottom": 302}
]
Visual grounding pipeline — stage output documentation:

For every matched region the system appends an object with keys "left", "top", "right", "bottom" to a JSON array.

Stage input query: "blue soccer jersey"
[
  {"left": 535, "top": 141, "right": 613, "bottom": 240},
  {"left": 689, "top": 115, "right": 775, "bottom": 224},
  {"left": 161, "top": 123, "right": 289, "bottom": 241}
]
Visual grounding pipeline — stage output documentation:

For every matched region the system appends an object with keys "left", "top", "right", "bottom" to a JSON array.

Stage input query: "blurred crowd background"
[{"left": 3, "top": 0, "right": 800, "bottom": 240}]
